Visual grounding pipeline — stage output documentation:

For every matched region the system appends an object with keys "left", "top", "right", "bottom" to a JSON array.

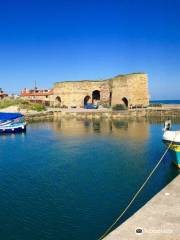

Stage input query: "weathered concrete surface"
[{"left": 104, "top": 174, "right": 180, "bottom": 240}]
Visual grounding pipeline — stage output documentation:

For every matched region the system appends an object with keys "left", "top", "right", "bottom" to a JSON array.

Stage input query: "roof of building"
[
  {"left": 0, "top": 91, "right": 8, "bottom": 96},
  {"left": 54, "top": 79, "right": 107, "bottom": 84},
  {"left": 21, "top": 89, "right": 53, "bottom": 97},
  {"left": 54, "top": 72, "right": 147, "bottom": 85}
]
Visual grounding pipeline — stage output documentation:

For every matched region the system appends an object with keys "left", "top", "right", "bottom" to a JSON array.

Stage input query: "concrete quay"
[
  {"left": 53, "top": 107, "right": 180, "bottom": 119},
  {"left": 104, "top": 174, "right": 180, "bottom": 240},
  {"left": 23, "top": 106, "right": 180, "bottom": 121}
]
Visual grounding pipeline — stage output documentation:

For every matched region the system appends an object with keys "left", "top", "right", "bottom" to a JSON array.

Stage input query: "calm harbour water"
[{"left": 0, "top": 119, "right": 180, "bottom": 240}]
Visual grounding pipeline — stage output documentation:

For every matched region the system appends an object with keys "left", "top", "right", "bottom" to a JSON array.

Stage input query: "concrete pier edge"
[{"left": 104, "top": 174, "right": 180, "bottom": 240}]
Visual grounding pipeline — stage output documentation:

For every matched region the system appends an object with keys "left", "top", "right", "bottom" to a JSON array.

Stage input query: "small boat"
[
  {"left": 162, "top": 120, "right": 180, "bottom": 168},
  {"left": 0, "top": 112, "right": 26, "bottom": 134}
]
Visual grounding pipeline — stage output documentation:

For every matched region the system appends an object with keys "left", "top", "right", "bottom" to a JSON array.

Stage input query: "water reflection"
[
  {"left": 0, "top": 132, "right": 26, "bottom": 141},
  {"left": 52, "top": 118, "right": 149, "bottom": 141}
]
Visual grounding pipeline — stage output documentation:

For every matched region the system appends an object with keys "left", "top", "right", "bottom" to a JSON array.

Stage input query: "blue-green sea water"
[
  {"left": 150, "top": 100, "right": 180, "bottom": 104},
  {"left": 0, "top": 119, "right": 180, "bottom": 240}
]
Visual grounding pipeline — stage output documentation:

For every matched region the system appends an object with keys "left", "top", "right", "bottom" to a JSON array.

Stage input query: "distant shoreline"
[{"left": 150, "top": 100, "right": 180, "bottom": 104}]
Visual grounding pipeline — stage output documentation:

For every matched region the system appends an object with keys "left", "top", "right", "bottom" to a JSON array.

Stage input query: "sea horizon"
[{"left": 150, "top": 100, "right": 180, "bottom": 104}]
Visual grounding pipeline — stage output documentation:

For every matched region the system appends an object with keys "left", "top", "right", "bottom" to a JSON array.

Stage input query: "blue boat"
[
  {"left": 163, "top": 120, "right": 180, "bottom": 168},
  {"left": 0, "top": 113, "right": 26, "bottom": 134}
]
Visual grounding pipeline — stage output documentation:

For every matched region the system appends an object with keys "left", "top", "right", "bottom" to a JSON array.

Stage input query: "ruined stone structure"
[{"left": 53, "top": 73, "right": 149, "bottom": 108}]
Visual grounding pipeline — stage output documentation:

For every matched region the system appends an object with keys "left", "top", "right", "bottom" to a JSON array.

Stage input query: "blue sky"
[{"left": 0, "top": 0, "right": 179, "bottom": 99}]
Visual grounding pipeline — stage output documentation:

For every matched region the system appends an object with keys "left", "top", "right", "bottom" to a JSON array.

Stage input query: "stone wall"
[
  {"left": 53, "top": 80, "right": 110, "bottom": 108},
  {"left": 24, "top": 108, "right": 180, "bottom": 122},
  {"left": 111, "top": 73, "right": 149, "bottom": 107},
  {"left": 52, "top": 73, "right": 149, "bottom": 108}
]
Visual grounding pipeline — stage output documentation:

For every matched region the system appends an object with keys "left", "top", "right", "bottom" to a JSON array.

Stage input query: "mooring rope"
[{"left": 98, "top": 139, "right": 174, "bottom": 240}]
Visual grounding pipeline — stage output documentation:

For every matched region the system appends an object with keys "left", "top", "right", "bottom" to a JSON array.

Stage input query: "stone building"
[
  {"left": 20, "top": 88, "right": 54, "bottom": 106},
  {"left": 0, "top": 88, "right": 8, "bottom": 100},
  {"left": 52, "top": 73, "right": 149, "bottom": 108}
]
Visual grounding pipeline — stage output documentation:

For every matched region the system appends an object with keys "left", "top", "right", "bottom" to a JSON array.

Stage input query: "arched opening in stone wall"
[
  {"left": 109, "top": 92, "right": 112, "bottom": 106},
  {"left": 84, "top": 95, "right": 91, "bottom": 106},
  {"left": 122, "top": 97, "right": 128, "bottom": 108},
  {"left": 92, "top": 90, "right": 100, "bottom": 101},
  {"left": 55, "top": 96, "right": 61, "bottom": 107}
]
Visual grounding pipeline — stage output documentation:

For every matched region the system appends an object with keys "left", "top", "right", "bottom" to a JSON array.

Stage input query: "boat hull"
[
  {"left": 163, "top": 130, "right": 180, "bottom": 143},
  {"left": 163, "top": 141, "right": 180, "bottom": 168},
  {"left": 163, "top": 130, "right": 180, "bottom": 168},
  {"left": 169, "top": 144, "right": 180, "bottom": 168},
  {"left": 0, "top": 123, "right": 26, "bottom": 134}
]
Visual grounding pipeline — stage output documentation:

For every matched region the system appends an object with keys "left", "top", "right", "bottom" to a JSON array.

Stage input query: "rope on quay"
[{"left": 98, "top": 140, "right": 174, "bottom": 240}]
